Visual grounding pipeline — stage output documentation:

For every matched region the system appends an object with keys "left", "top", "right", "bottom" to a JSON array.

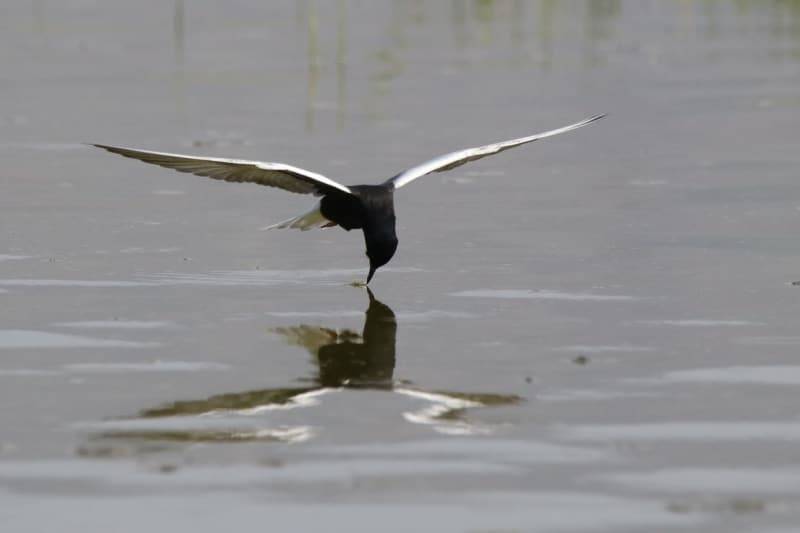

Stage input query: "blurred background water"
[{"left": 2, "top": 1, "right": 800, "bottom": 531}]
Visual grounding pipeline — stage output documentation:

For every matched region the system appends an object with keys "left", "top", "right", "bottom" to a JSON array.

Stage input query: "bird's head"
[{"left": 366, "top": 236, "right": 398, "bottom": 284}]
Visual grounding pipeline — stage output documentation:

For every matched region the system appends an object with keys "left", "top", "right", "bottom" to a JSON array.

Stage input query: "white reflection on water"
[
  {"left": 266, "top": 310, "right": 365, "bottom": 319},
  {"left": 0, "top": 362, "right": 227, "bottom": 377},
  {"left": 452, "top": 289, "right": 636, "bottom": 301},
  {"left": 601, "top": 467, "right": 800, "bottom": 494},
  {"left": 558, "top": 421, "right": 800, "bottom": 442},
  {"left": 142, "top": 268, "right": 422, "bottom": 285},
  {"left": 0, "top": 484, "right": 701, "bottom": 532},
  {"left": 75, "top": 417, "right": 313, "bottom": 445},
  {"left": 660, "top": 366, "right": 800, "bottom": 385},
  {"left": 394, "top": 310, "right": 477, "bottom": 322},
  {"left": 395, "top": 388, "right": 488, "bottom": 436},
  {"left": 230, "top": 389, "right": 332, "bottom": 415},
  {"left": 0, "top": 330, "right": 158, "bottom": 349},
  {"left": 634, "top": 319, "right": 764, "bottom": 327},
  {"left": 63, "top": 361, "right": 228, "bottom": 373},
  {"left": 54, "top": 321, "right": 175, "bottom": 330},
  {"left": 0, "top": 279, "right": 153, "bottom": 288},
  {"left": 0, "top": 268, "right": 424, "bottom": 290},
  {"left": 736, "top": 337, "right": 800, "bottom": 346},
  {"left": 267, "top": 310, "right": 476, "bottom": 322},
  {"left": 538, "top": 388, "right": 663, "bottom": 402},
  {"left": 0, "top": 369, "right": 59, "bottom": 377},
  {"left": 324, "top": 438, "right": 615, "bottom": 465},
  {"left": 0, "top": 255, "right": 32, "bottom": 262},
  {"left": 0, "top": 143, "right": 84, "bottom": 151},
  {"left": 553, "top": 345, "right": 654, "bottom": 353}
]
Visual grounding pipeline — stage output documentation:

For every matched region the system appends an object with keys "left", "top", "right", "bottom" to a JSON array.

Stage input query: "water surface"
[{"left": 2, "top": 1, "right": 800, "bottom": 531}]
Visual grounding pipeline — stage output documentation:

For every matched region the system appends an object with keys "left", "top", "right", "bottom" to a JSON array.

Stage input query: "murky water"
[{"left": 2, "top": 1, "right": 800, "bottom": 531}]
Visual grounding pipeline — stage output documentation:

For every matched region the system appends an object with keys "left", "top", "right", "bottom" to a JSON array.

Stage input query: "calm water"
[{"left": 2, "top": 1, "right": 800, "bottom": 531}]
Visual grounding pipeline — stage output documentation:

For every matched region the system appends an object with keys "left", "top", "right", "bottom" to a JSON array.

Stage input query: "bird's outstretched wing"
[
  {"left": 92, "top": 144, "right": 352, "bottom": 196},
  {"left": 384, "top": 114, "right": 605, "bottom": 190}
]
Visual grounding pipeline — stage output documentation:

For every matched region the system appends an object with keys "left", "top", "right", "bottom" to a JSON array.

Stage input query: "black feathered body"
[{"left": 320, "top": 185, "right": 398, "bottom": 280}]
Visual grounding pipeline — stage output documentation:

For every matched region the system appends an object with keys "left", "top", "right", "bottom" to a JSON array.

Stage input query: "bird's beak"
[{"left": 366, "top": 266, "right": 377, "bottom": 284}]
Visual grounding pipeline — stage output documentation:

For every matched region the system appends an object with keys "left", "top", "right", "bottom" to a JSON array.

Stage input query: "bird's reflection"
[
  {"left": 276, "top": 289, "right": 396, "bottom": 389},
  {"left": 79, "top": 290, "right": 521, "bottom": 454}
]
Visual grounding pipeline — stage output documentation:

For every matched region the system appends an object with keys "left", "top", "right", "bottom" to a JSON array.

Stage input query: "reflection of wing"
[
  {"left": 83, "top": 426, "right": 312, "bottom": 445},
  {"left": 78, "top": 290, "right": 525, "bottom": 454},
  {"left": 138, "top": 386, "right": 316, "bottom": 417},
  {"left": 93, "top": 144, "right": 352, "bottom": 196},
  {"left": 396, "top": 389, "right": 523, "bottom": 436},
  {"left": 78, "top": 386, "right": 320, "bottom": 449},
  {"left": 273, "top": 326, "right": 361, "bottom": 356},
  {"left": 385, "top": 114, "right": 606, "bottom": 189}
]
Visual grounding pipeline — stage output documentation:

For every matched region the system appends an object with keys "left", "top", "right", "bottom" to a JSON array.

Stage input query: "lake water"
[{"left": 2, "top": 1, "right": 800, "bottom": 531}]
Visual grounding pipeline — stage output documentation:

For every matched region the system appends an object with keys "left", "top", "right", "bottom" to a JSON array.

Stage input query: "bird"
[{"left": 93, "top": 114, "right": 605, "bottom": 284}]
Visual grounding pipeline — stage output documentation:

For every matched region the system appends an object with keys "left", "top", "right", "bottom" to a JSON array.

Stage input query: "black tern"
[{"left": 94, "top": 114, "right": 604, "bottom": 283}]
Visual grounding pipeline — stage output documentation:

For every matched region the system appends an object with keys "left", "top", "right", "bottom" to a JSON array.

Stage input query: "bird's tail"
[{"left": 261, "top": 202, "right": 337, "bottom": 231}]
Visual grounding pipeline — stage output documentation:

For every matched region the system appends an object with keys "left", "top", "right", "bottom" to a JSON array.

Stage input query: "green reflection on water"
[
  {"left": 337, "top": 0, "right": 348, "bottom": 131},
  {"left": 306, "top": 0, "right": 320, "bottom": 133},
  {"left": 81, "top": 290, "right": 522, "bottom": 449},
  {"left": 157, "top": 0, "right": 800, "bottom": 131}
]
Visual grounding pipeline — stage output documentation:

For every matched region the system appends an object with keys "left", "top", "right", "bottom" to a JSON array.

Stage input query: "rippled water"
[{"left": 2, "top": 1, "right": 800, "bottom": 531}]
